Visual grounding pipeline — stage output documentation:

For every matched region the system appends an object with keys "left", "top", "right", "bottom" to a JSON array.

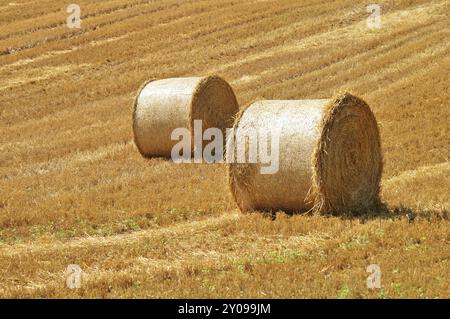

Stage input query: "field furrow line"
[
  {"left": 0, "top": 0, "right": 215, "bottom": 57},
  {"left": 231, "top": 19, "right": 441, "bottom": 93},
  {"left": 310, "top": 30, "right": 449, "bottom": 97},
  {"left": 0, "top": 0, "right": 176, "bottom": 41},
  {"left": 239, "top": 21, "right": 447, "bottom": 102},
  {"left": 383, "top": 162, "right": 450, "bottom": 185},
  {"left": 0, "top": 0, "right": 304, "bottom": 70},
  {"left": 0, "top": 211, "right": 331, "bottom": 297},
  {"left": 0, "top": 213, "right": 241, "bottom": 256},
  {"left": 209, "top": 0, "right": 446, "bottom": 76}
]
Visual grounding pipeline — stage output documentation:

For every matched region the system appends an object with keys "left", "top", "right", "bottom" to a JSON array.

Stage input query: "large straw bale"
[
  {"left": 133, "top": 76, "right": 238, "bottom": 157},
  {"left": 227, "top": 93, "right": 383, "bottom": 214}
]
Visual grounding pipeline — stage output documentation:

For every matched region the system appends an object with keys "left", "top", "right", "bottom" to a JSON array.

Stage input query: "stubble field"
[{"left": 0, "top": 0, "right": 449, "bottom": 298}]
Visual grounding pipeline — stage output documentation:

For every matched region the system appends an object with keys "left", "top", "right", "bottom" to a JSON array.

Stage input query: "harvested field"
[{"left": 0, "top": 0, "right": 449, "bottom": 298}]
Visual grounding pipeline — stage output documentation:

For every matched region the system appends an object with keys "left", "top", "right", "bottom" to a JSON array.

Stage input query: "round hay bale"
[
  {"left": 133, "top": 76, "right": 239, "bottom": 157},
  {"left": 227, "top": 93, "right": 383, "bottom": 214}
]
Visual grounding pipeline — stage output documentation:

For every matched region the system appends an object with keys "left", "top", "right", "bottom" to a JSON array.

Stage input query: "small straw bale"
[
  {"left": 133, "top": 76, "right": 239, "bottom": 157},
  {"left": 227, "top": 93, "right": 383, "bottom": 214}
]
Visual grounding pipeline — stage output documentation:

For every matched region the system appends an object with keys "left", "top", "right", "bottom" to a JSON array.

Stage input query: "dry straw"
[
  {"left": 133, "top": 76, "right": 239, "bottom": 157},
  {"left": 227, "top": 93, "right": 383, "bottom": 215}
]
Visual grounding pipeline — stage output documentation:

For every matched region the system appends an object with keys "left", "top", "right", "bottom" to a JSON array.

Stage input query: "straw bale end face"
[{"left": 312, "top": 93, "right": 383, "bottom": 215}]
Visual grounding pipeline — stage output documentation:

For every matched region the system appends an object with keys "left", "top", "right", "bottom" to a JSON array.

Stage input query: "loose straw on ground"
[{"left": 227, "top": 93, "right": 383, "bottom": 215}]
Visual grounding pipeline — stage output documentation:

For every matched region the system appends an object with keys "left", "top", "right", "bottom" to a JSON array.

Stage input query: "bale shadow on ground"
[{"left": 258, "top": 203, "right": 449, "bottom": 224}]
